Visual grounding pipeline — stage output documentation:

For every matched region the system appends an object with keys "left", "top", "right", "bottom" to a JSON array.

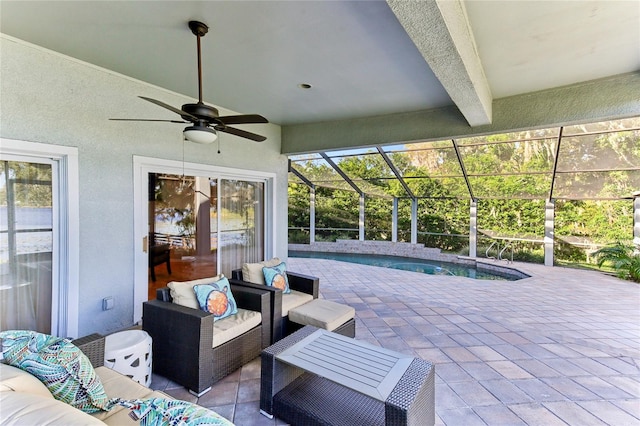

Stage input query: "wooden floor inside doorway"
[{"left": 148, "top": 254, "right": 218, "bottom": 300}]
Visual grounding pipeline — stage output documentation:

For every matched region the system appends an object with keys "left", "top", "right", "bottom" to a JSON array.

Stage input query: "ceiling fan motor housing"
[{"left": 181, "top": 103, "right": 220, "bottom": 122}]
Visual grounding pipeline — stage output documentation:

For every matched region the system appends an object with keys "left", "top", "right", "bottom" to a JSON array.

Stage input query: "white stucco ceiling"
[{"left": 1, "top": 1, "right": 638, "bottom": 126}]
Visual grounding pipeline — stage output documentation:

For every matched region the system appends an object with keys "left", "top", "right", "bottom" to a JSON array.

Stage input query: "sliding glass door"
[
  {"left": 147, "top": 173, "right": 266, "bottom": 293},
  {"left": 0, "top": 160, "right": 54, "bottom": 333},
  {"left": 135, "top": 156, "right": 275, "bottom": 322}
]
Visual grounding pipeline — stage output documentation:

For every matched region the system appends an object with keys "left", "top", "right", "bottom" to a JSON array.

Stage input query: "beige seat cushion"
[
  {"left": 212, "top": 309, "right": 262, "bottom": 348},
  {"left": 0, "top": 364, "right": 53, "bottom": 398},
  {"left": 281, "top": 290, "right": 314, "bottom": 316},
  {"left": 99, "top": 390, "right": 172, "bottom": 426},
  {"left": 90, "top": 365, "right": 161, "bottom": 422},
  {"left": 0, "top": 392, "right": 104, "bottom": 425},
  {"left": 168, "top": 275, "right": 223, "bottom": 309},
  {"left": 94, "top": 366, "right": 155, "bottom": 400},
  {"left": 288, "top": 299, "right": 355, "bottom": 331},
  {"left": 241, "top": 258, "right": 281, "bottom": 285}
]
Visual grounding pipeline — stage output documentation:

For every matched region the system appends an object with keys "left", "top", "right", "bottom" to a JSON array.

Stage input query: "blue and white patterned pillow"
[
  {"left": 112, "top": 397, "right": 234, "bottom": 426},
  {"left": 193, "top": 277, "right": 238, "bottom": 321},
  {"left": 0, "top": 330, "right": 112, "bottom": 413},
  {"left": 262, "top": 261, "right": 290, "bottom": 294}
]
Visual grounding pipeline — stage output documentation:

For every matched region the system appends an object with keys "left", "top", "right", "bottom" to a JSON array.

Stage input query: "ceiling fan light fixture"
[{"left": 183, "top": 126, "right": 217, "bottom": 144}]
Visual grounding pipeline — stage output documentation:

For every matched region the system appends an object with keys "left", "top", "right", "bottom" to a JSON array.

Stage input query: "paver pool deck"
[{"left": 151, "top": 258, "right": 640, "bottom": 425}]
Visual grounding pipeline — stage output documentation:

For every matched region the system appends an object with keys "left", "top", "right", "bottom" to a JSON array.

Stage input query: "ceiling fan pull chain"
[{"left": 181, "top": 134, "right": 186, "bottom": 182}]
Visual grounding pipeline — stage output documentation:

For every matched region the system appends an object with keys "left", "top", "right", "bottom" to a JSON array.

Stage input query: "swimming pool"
[{"left": 289, "top": 251, "right": 523, "bottom": 281}]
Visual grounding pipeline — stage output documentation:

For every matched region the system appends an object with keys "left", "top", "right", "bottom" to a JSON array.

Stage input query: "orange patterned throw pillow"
[
  {"left": 262, "top": 262, "right": 290, "bottom": 293},
  {"left": 193, "top": 277, "right": 238, "bottom": 321}
]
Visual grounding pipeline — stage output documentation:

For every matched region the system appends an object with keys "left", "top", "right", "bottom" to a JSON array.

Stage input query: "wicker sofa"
[
  {"left": 142, "top": 283, "right": 271, "bottom": 396},
  {"left": 0, "top": 334, "right": 227, "bottom": 425},
  {"left": 231, "top": 265, "right": 319, "bottom": 343}
]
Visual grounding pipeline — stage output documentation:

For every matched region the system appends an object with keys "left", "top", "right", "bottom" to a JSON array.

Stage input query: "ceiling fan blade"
[
  {"left": 216, "top": 114, "right": 269, "bottom": 125},
  {"left": 216, "top": 126, "right": 267, "bottom": 142},
  {"left": 110, "top": 118, "right": 186, "bottom": 123},
  {"left": 139, "top": 96, "right": 198, "bottom": 121}
]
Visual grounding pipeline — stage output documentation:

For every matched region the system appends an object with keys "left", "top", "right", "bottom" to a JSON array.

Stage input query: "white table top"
[
  {"left": 104, "top": 329, "right": 150, "bottom": 353},
  {"left": 276, "top": 329, "right": 414, "bottom": 401}
]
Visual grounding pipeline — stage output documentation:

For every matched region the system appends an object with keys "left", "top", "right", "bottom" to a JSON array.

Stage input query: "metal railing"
[{"left": 485, "top": 240, "right": 514, "bottom": 263}]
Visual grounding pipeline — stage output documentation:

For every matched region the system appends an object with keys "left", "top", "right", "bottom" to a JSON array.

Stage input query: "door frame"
[
  {"left": 132, "top": 156, "right": 276, "bottom": 324},
  {"left": 0, "top": 138, "right": 80, "bottom": 337}
]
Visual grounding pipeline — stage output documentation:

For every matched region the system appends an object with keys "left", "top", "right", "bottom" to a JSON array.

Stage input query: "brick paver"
[
  {"left": 151, "top": 258, "right": 640, "bottom": 425},
  {"left": 288, "top": 258, "right": 640, "bottom": 425}
]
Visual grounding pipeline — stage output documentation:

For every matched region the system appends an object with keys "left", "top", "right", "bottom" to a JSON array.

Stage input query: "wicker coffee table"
[{"left": 260, "top": 326, "right": 435, "bottom": 426}]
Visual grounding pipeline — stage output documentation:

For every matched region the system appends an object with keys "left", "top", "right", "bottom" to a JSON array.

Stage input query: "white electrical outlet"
[{"left": 102, "top": 297, "right": 114, "bottom": 310}]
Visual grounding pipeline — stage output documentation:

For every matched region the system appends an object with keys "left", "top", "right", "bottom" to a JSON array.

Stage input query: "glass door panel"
[
  {"left": 148, "top": 173, "right": 265, "bottom": 294},
  {"left": 0, "top": 161, "right": 53, "bottom": 333},
  {"left": 148, "top": 173, "right": 215, "bottom": 296},
  {"left": 219, "top": 180, "right": 264, "bottom": 276}
]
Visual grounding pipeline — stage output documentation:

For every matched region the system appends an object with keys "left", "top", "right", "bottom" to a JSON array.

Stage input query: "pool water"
[{"left": 289, "top": 251, "right": 520, "bottom": 281}]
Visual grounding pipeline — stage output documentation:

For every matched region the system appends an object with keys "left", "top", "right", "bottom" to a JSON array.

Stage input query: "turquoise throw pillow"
[
  {"left": 193, "top": 277, "right": 238, "bottom": 321},
  {"left": 113, "top": 397, "right": 234, "bottom": 426},
  {"left": 0, "top": 330, "right": 112, "bottom": 413},
  {"left": 262, "top": 262, "right": 290, "bottom": 294}
]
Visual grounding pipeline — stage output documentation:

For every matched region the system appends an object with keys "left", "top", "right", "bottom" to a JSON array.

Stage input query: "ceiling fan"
[{"left": 111, "top": 20, "right": 268, "bottom": 144}]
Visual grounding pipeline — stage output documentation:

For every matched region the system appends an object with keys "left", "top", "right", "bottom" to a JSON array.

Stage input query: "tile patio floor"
[{"left": 150, "top": 258, "right": 640, "bottom": 425}]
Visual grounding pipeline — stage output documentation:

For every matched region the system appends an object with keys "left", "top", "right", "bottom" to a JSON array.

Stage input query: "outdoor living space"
[
  {"left": 2, "top": 2, "right": 640, "bottom": 425},
  {"left": 149, "top": 258, "right": 640, "bottom": 425}
]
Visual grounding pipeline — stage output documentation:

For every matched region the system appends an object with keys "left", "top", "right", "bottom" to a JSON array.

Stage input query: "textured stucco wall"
[{"left": 0, "top": 36, "right": 287, "bottom": 336}]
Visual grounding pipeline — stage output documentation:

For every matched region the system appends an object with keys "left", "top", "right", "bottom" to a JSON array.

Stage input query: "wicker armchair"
[
  {"left": 231, "top": 269, "right": 319, "bottom": 343},
  {"left": 142, "top": 284, "right": 271, "bottom": 396}
]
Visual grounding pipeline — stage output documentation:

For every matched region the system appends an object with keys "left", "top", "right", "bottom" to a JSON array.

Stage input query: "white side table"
[{"left": 104, "top": 329, "right": 152, "bottom": 386}]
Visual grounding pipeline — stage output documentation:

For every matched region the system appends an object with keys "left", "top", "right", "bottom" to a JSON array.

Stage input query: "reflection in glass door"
[
  {"left": 0, "top": 161, "right": 54, "bottom": 333},
  {"left": 148, "top": 173, "right": 265, "bottom": 296}
]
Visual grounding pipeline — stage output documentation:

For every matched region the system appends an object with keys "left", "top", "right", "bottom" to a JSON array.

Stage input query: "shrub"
[{"left": 594, "top": 243, "right": 640, "bottom": 283}]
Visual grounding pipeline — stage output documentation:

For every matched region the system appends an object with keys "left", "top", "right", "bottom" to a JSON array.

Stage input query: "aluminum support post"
[
  {"left": 359, "top": 194, "right": 365, "bottom": 241},
  {"left": 544, "top": 200, "right": 555, "bottom": 266},
  {"left": 634, "top": 194, "right": 640, "bottom": 249},
  {"left": 310, "top": 187, "right": 316, "bottom": 243},
  {"left": 411, "top": 199, "right": 418, "bottom": 244},
  {"left": 392, "top": 198, "right": 398, "bottom": 243},
  {"left": 469, "top": 200, "right": 477, "bottom": 257}
]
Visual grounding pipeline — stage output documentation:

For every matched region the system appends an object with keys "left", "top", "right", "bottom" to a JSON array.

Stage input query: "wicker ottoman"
[
  {"left": 288, "top": 299, "right": 356, "bottom": 337},
  {"left": 104, "top": 329, "right": 153, "bottom": 386}
]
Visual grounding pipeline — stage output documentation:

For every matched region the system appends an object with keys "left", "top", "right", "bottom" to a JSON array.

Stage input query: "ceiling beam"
[
  {"left": 282, "top": 72, "right": 640, "bottom": 154},
  {"left": 387, "top": 0, "right": 492, "bottom": 126}
]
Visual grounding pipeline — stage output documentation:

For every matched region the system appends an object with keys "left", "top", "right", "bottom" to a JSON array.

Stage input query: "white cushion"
[
  {"left": 212, "top": 309, "right": 262, "bottom": 348},
  {"left": 241, "top": 258, "right": 281, "bottom": 285},
  {"left": 168, "top": 275, "right": 223, "bottom": 309},
  {"left": 0, "top": 392, "right": 103, "bottom": 425},
  {"left": 0, "top": 364, "right": 53, "bottom": 398},
  {"left": 281, "top": 290, "right": 314, "bottom": 316},
  {"left": 288, "top": 299, "right": 355, "bottom": 331}
]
